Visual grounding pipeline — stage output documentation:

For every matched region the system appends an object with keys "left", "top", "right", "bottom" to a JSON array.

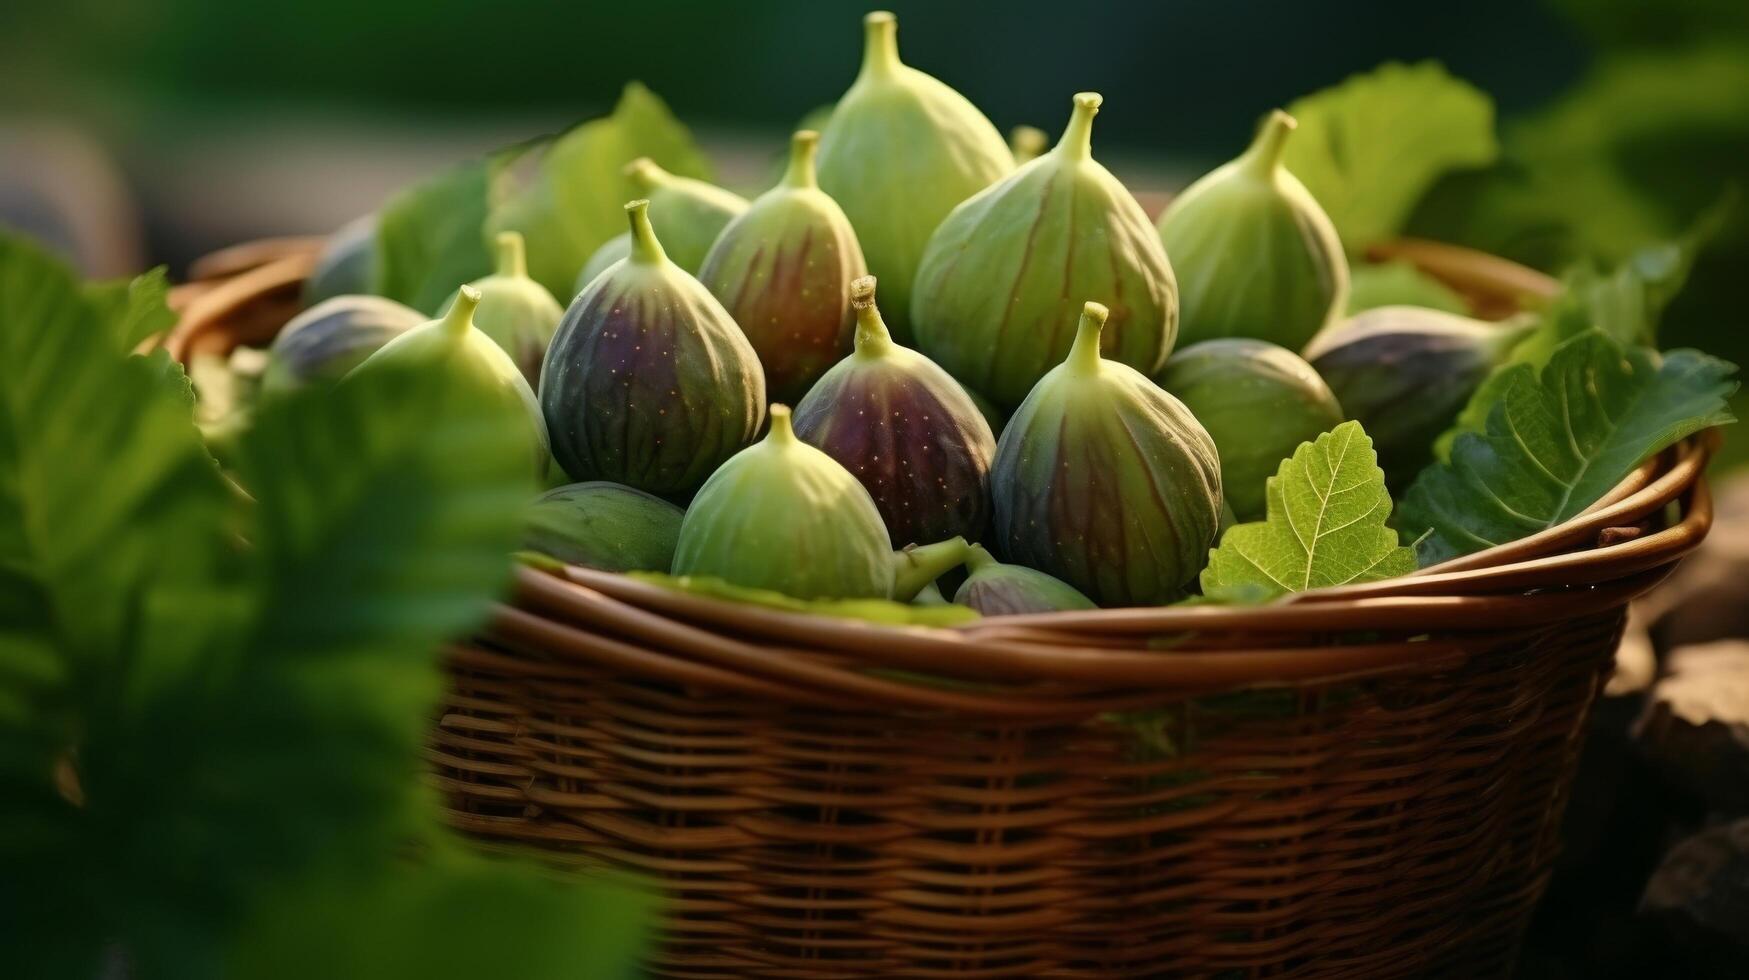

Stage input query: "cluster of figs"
[{"left": 277, "top": 11, "right": 1529, "bottom": 614}]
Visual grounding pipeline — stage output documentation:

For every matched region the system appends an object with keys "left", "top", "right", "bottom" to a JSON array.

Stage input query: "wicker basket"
[{"left": 169, "top": 238, "right": 1717, "bottom": 979}]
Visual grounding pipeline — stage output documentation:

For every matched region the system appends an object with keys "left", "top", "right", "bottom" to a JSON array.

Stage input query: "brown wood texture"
[{"left": 179, "top": 237, "right": 1709, "bottom": 978}]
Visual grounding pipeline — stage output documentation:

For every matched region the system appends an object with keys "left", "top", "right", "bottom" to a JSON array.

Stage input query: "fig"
[
  {"left": 572, "top": 158, "right": 749, "bottom": 295},
  {"left": 540, "top": 200, "right": 766, "bottom": 496},
  {"left": 1156, "top": 338, "right": 1344, "bottom": 521},
  {"left": 349, "top": 284, "right": 548, "bottom": 471},
  {"left": 912, "top": 93, "right": 1178, "bottom": 411},
  {"left": 1304, "top": 306, "right": 1535, "bottom": 486},
  {"left": 263, "top": 294, "right": 422, "bottom": 394},
  {"left": 791, "top": 275, "right": 995, "bottom": 547},
  {"left": 991, "top": 301, "right": 1222, "bottom": 607},
  {"left": 816, "top": 10, "right": 1011, "bottom": 343},
  {"left": 1157, "top": 110, "right": 1348, "bottom": 351},
  {"left": 672, "top": 405, "right": 971, "bottom": 601},
  {"left": 443, "top": 231, "right": 563, "bottom": 388},
  {"left": 698, "top": 131, "right": 867, "bottom": 401},
  {"left": 1008, "top": 125, "right": 1049, "bottom": 165},
  {"left": 954, "top": 544, "right": 1095, "bottom": 616},
  {"left": 302, "top": 213, "right": 377, "bottom": 307},
  {"left": 524, "top": 481, "right": 684, "bottom": 572}
]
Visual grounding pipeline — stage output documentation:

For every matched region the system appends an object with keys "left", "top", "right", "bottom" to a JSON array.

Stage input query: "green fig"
[
  {"left": 672, "top": 405, "right": 971, "bottom": 601},
  {"left": 301, "top": 213, "right": 377, "bottom": 308},
  {"left": 1008, "top": 125, "right": 1049, "bottom": 165},
  {"left": 264, "top": 294, "right": 422, "bottom": 394},
  {"left": 573, "top": 158, "right": 749, "bottom": 295},
  {"left": 912, "top": 93, "right": 1178, "bottom": 410},
  {"left": 541, "top": 200, "right": 766, "bottom": 496},
  {"left": 1304, "top": 306, "right": 1537, "bottom": 487},
  {"left": 1157, "top": 110, "right": 1348, "bottom": 351},
  {"left": 524, "top": 481, "right": 684, "bottom": 572},
  {"left": 791, "top": 275, "right": 995, "bottom": 547},
  {"left": 1156, "top": 338, "right": 1344, "bottom": 521},
  {"left": 349, "top": 285, "right": 548, "bottom": 471},
  {"left": 992, "top": 302, "right": 1222, "bottom": 607},
  {"left": 954, "top": 544, "right": 1095, "bottom": 616},
  {"left": 442, "top": 232, "right": 563, "bottom": 388},
  {"left": 698, "top": 131, "right": 867, "bottom": 401},
  {"left": 816, "top": 10, "right": 1011, "bottom": 343}
]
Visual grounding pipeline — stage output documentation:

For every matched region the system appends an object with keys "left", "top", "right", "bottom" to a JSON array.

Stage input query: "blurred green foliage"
[{"left": 0, "top": 232, "right": 652, "bottom": 979}]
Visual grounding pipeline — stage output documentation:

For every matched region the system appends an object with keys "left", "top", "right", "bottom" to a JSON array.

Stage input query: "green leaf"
[
  {"left": 1434, "top": 215, "right": 1728, "bottom": 460},
  {"left": 231, "top": 853, "right": 653, "bottom": 980},
  {"left": 1346, "top": 260, "right": 1468, "bottom": 315},
  {"left": 84, "top": 266, "right": 175, "bottom": 351},
  {"left": 1201, "top": 421, "right": 1415, "bottom": 598},
  {"left": 374, "top": 155, "right": 519, "bottom": 314},
  {"left": 1401, "top": 330, "right": 1737, "bottom": 565},
  {"left": 0, "top": 233, "right": 236, "bottom": 977},
  {"left": 488, "top": 82, "right": 713, "bottom": 298},
  {"left": 1283, "top": 61, "right": 1499, "bottom": 251}
]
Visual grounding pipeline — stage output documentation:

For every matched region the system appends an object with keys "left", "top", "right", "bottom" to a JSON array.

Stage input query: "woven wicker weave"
[{"left": 170, "top": 238, "right": 1717, "bottom": 979}]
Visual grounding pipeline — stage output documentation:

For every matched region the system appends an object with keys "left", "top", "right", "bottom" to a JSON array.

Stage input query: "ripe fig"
[
  {"left": 349, "top": 285, "right": 548, "bottom": 471},
  {"left": 302, "top": 213, "right": 377, "bottom": 307},
  {"left": 541, "top": 200, "right": 766, "bottom": 496},
  {"left": 954, "top": 544, "right": 1095, "bottom": 616},
  {"left": 1157, "top": 110, "right": 1348, "bottom": 351},
  {"left": 992, "top": 302, "right": 1222, "bottom": 607},
  {"left": 263, "top": 294, "right": 422, "bottom": 394},
  {"left": 698, "top": 131, "right": 867, "bottom": 401},
  {"left": 573, "top": 158, "right": 749, "bottom": 295},
  {"left": 1008, "top": 125, "right": 1049, "bottom": 165},
  {"left": 672, "top": 405, "right": 971, "bottom": 601},
  {"left": 1156, "top": 338, "right": 1344, "bottom": 521},
  {"left": 443, "top": 231, "right": 563, "bottom": 388},
  {"left": 791, "top": 275, "right": 995, "bottom": 547},
  {"left": 524, "top": 481, "right": 684, "bottom": 572},
  {"left": 817, "top": 10, "right": 1011, "bottom": 343},
  {"left": 1304, "top": 305, "right": 1535, "bottom": 486},
  {"left": 912, "top": 93, "right": 1178, "bottom": 411}
]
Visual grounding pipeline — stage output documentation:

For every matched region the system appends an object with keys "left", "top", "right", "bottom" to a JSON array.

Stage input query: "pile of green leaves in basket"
[{"left": 220, "top": 13, "right": 1741, "bottom": 621}]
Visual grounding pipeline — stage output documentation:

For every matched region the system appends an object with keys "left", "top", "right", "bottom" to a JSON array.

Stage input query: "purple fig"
[
  {"left": 540, "top": 200, "right": 766, "bottom": 496},
  {"left": 573, "top": 158, "right": 749, "bottom": 295},
  {"left": 792, "top": 275, "right": 995, "bottom": 547},
  {"left": 699, "top": 131, "right": 867, "bottom": 401},
  {"left": 992, "top": 301, "right": 1223, "bottom": 606},
  {"left": 954, "top": 544, "right": 1095, "bottom": 616}
]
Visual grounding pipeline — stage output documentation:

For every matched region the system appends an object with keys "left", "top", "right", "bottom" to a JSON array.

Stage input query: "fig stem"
[
  {"left": 1240, "top": 109, "right": 1296, "bottom": 178},
  {"left": 624, "top": 157, "right": 666, "bottom": 194},
  {"left": 784, "top": 131, "right": 821, "bottom": 190},
  {"left": 494, "top": 231, "right": 527, "bottom": 279},
  {"left": 861, "top": 11, "right": 902, "bottom": 80},
  {"left": 964, "top": 544, "right": 998, "bottom": 573},
  {"left": 1056, "top": 93, "right": 1102, "bottom": 161},
  {"left": 848, "top": 275, "right": 894, "bottom": 356},
  {"left": 767, "top": 404, "right": 797, "bottom": 445},
  {"left": 1066, "top": 301, "right": 1110, "bottom": 375},
  {"left": 625, "top": 199, "right": 668, "bottom": 265},
  {"left": 891, "top": 536, "right": 971, "bottom": 602},
  {"left": 442, "top": 285, "right": 482, "bottom": 340}
]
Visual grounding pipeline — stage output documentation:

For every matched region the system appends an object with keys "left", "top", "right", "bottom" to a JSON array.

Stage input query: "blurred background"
[
  {"left": 4, "top": 1, "right": 1748, "bottom": 976},
  {"left": 4, "top": 0, "right": 1746, "bottom": 410}
]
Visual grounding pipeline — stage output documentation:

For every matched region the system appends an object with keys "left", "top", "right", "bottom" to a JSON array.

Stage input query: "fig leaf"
[
  {"left": 1283, "top": 61, "right": 1498, "bottom": 252},
  {"left": 489, "top": 82, "right": 714, "bottom": 298},
  {"left": 1202, "top": 421, "right": 1414, "bottom": 598},
  {"left": 1401, "top": 330, "right": 1737, "bottom": 566}
]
